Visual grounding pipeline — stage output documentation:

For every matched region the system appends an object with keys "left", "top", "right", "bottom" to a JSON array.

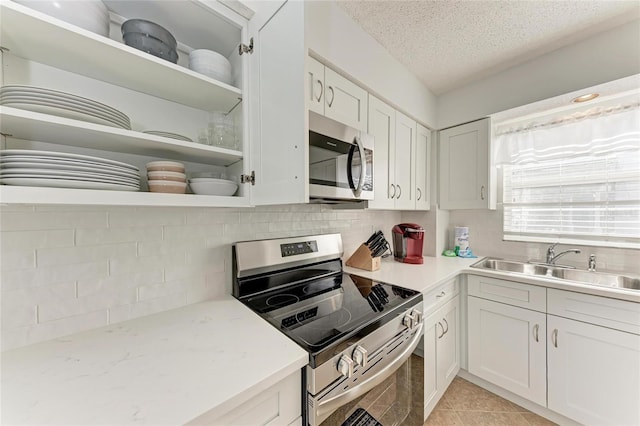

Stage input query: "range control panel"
[{"left": 280, "top": 240, "right": 318, "bottom": 257}]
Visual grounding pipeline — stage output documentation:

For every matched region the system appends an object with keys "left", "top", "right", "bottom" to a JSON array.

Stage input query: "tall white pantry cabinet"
[{"left": 0, "top": 0, "right": 310, "bottom": 208}]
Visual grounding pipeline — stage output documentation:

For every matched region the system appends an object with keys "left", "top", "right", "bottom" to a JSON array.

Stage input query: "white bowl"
[
  {"left": 146, "top": 161, "right": 185, "bottom": 173},
  {"left": 147, "top": 171, "right": 186, "bottom": 182},
  {"left": 148, "top": 180, "right": 187, "bottom": 194},
  {"left": 189, "top": 178, "right": 238, "bottom": 196},
  {"left": 15, "top": 0, "right": 110, "bottom": 37}
]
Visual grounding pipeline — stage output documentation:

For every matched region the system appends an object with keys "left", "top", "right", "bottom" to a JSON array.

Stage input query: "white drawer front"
[
  {"left": 423, "top": 278, "right": 459, "bottom": 315},
  {"left": 548, "top": 288, "right": 640, "bottom": 335},
  {"left": 467, "top": 275, "right": 546, "bottom": 312}
]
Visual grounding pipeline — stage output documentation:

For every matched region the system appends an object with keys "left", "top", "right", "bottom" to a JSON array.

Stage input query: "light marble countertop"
[{"left": 1, "top": 297, "right": 308, "bottom": 425}]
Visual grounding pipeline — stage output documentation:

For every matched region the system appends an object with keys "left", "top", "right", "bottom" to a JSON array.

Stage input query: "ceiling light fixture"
[{"left": 572, "top": 93, "right": 599, "bottom": 103}]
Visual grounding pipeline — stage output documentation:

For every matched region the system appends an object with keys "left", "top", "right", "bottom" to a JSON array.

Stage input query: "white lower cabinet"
[
  {"left": 423, "top": 280, "right": 460, "bottom": 419},
  {"left": 547, "top": 289, "right": 640, "bottom": 426},
  {"left": 467, "top": 296, "right": 547, "bottom": 406},
  {"left": 204, "top": 371, "right": 301, "bottom": 426}
]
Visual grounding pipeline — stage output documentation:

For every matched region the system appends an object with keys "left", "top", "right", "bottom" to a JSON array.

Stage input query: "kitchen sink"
[{"left": 471, "top": 258, "right": 640, "bottom": 291}]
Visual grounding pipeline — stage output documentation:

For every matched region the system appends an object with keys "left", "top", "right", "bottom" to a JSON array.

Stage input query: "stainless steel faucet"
[
  {"left": 546, "top": 243, "right": 581, "bottom": 265},
  {"left": 588, "top": 254, "right": 597, "bottom": 271}
]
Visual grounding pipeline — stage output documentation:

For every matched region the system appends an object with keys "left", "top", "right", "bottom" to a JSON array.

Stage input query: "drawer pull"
[
  {"left": 552, "top": 329, "right": 558, "bottom": 348},
  {"left": 533, "top": 324, "right": 539, "bottom": 342},
  {"left": 436, "top": 291, "right": 446, "bottom": 298},
  {"left": 442, "top": 318, "right": 449, "bottom": 335}
]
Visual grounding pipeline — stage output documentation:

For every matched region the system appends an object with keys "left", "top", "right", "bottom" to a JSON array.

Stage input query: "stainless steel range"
[{"left": 233, "top": 234, "right": 424, "bottom": 426}]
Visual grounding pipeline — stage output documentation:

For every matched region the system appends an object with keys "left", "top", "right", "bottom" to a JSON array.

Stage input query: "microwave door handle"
[
  {"left": 346, "top": 143, "right": 358, "bottom": 195},
  {"left": 353, "top": 135, "right": 366, "bottom": 197}
]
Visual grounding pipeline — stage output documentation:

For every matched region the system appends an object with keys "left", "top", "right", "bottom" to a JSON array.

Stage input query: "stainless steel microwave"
[{"left": 308, "top": 112, "right": 374, "bottom": 202}]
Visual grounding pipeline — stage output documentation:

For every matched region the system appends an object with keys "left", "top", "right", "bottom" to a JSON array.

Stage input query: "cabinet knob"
[
  {"left": 417, "top": 187, "right": 422, "bottom": 201},
  {"left": 442, "top": 318, "right": 449, "bottom": 335},
  {"left": 533, "top": 324, "right": 539, "bottom": 342},
  {"left": 396, "top": 185, "right": 402, "bottom": 199},
  {"left": 437, "top": 322, "right": 445, "bottom": 339},
  {"left": 390, "top": 183, "right": 396, "bottom": 199},
  {"left": 480, "top": 185, "right": 486, "bottom": 200},
  {"left": 552, "top": 329, "right": 558, "bottom": 348},
  {"left": 315, "top": 79, "right": 323, "bottom": 102}
]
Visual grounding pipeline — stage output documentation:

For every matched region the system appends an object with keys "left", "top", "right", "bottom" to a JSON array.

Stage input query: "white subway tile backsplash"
[
  {"left": 0, "top": 229, "right": 75, "bottom": 251},
  {"left": 0, "top": 211, "right": 108, "bottom": 231},
  {"left": 76, "top": 227, "right": 162, "bottom": 246},
  {"left": 36, "top": 243, "right": 138, "bottom": 267},
  {"left": 1, "top": 261, "right": 109, "bottom": 290},
  {"left": 1, "top": 204, "right": 402, "bottom": 350}
]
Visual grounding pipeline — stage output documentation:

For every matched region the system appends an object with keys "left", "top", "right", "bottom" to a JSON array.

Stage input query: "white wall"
[
  {"left": 305, "top": 1, "right": 438, "bottom": 128},
  {"left": 437, "top": 19, "right": 640, "bottom": 129},
  {"left": 0, "top": 204, "right": 401, "bottom": 351}
]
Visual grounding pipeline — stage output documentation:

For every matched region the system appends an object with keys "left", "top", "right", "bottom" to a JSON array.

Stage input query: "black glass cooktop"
[{"left": 239, "top": 262, "right": 421, "bottom": 361}]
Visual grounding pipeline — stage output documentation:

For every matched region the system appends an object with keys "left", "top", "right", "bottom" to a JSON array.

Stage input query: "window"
[{"left": 495, "top": 92, "right": 640, "bottom": 248}]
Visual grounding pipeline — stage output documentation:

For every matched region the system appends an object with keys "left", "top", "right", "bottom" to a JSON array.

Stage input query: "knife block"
[{"left": 346, "top": 244, "right": 381, "bottom": 271}]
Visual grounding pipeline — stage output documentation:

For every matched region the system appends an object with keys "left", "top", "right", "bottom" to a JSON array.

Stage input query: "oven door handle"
[
  {"left": 346, "top": 135, "right": 366, "bottom": 198},
  {"left": 314, "top": 322, "right": 423, "bottom": 423}
]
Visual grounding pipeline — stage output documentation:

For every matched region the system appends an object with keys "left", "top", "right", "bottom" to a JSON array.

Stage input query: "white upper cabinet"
[
  {"left": 306, "top": 57, "right": 368, "bottom": 132},
  {"left": 0, "top": 0, "right": 309, "bottom": 207},
  {"left": 394, "top": 111, "right": 416, "bottom": 210},
  {"left": 439, "top": 118, "right": 495, "bottom": 210},
  {"left": 368, "top": 95, "right": 430, "bottom": 211},
  {"left": 367, "top": 95, "right": 396, "bottom": 210},
  {"left": 248, "top": 0, "right": 307, "bottom": 205},
  {"left": 414, "top": 123, "right": 431, "bottom": 211}
]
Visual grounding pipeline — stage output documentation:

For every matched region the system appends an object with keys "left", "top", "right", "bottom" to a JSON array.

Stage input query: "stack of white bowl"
[
  {"left": 15, "top": 0, "right": 110, "bottom": 37},
  {"left": 189, "top": 49, "right": 232, "bottom": 85},
  {"left": 188, "top": 172, "right": 238, "bottom": 196},
  {"left": 146, "top": 161, "right": 186, "bottom": 194}
]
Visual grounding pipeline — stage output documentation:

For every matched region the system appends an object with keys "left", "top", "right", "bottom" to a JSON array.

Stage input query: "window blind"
[{"left": 503, "top": 151, "right": 640, "bottom": 245}]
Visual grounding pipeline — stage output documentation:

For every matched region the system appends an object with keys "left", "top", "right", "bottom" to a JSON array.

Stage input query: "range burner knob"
[
  {"left": 411, "top": 308, "right": 423, "bottom": 325},
  {"left": 403, "top": 312, "right": 416, "bottom": 329},
  {"left": 352, "top": 345, "right": 368, "bottom": 367},
  {"left": 337, "top": 355, "right": 354, "bottom": 378}
]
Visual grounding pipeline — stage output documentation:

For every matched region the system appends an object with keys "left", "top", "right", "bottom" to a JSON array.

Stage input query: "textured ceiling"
[{"left": 335, "top": 0, "right": 640, "bottom": 95}]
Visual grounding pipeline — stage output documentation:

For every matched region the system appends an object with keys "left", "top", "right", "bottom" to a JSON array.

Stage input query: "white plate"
[
  {"left": 1, "top": 101, "right": 130, "bottom": 130},
  {"left": 1, "top": 177, "right": 139, "bottom": 191},
  {"left": 143, "top": 130, "right": 193, "bottom": 142},
  {"left": 1, "top": 150, "right": 139, "bottom": 171},
  {"left": 0, "top": 169, "right": 140, "bottom": 185},
  {"left": 0, "top": 86, "right": 129, "bottom": 120},
  {"left": 0, "top": 171, "right": 139, "bottom": 185},
  {"left": 0, "top": 160, "right": 139, "bottom": 179},
  {"left": 0, "top": 94, "right": 130, "bottom": 126}
]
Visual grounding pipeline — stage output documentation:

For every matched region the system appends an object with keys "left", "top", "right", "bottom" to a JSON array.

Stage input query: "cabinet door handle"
[
  {"left": 390, "top": 183, "right": 396, "bottom": 199},
  {"left": 533, "top": 324, "right": 539, "bottom": 342},
  {"left": 480, "top": 185, "right": 485, "bottom": 200},
  {"left": 396, "top": 185, "right": 402, "bottom": 199},
  {"left": 442, "top": 318, "right": 449, "bottom": 335},
  {"left": 552, "top": 329, "right": 558, "bottom": 348},
  {"left": 315, "top": 79, "right": 323, "bottom": 102},
  {"left": 326, "top": 86, "right": 335, "bottom": 107},
  {"left": 437, "top": 322, "right": 445, "bottom": 339},
  {"left": 436, "top": 291, "right": 445, "bottom": 298},
  {"left": 417, "top": 187, "right": 422, "bottom": 201}
]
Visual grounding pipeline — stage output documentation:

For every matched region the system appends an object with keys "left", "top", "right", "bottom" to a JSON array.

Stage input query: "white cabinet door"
[
  {"left": 323, "top": 67, "right": 368, "bottom": 132},
  {"left": 207, "top": 371, "right": 302, "bottom": 426},
  {"left": 367, "top": 94, "right": 396, "bottom": 209},
  {"left": 394, "top": 111, "right": 416, "bottom": 210},
  {"left": 415, "top": 123, "right": 431, "bottom": 211},
  {"left": 437, "top": 297, "right": 460, "bottom": 391},
  {"left": 424, "top": 295, "right": 460, "bottom": 418},
  {"left": 467, "top": 296, "right": 546, "bottom": 406},
  {"left": 307, "top": 56, "right": 325, "bottom": 116},
  {"left": 249, "top": 0, "right": 307, "bottom": 205},
  {"left": 548, "top": 315, "right": 640, "bottom": 426},
  {"left": 439, "top": 118, "right": 492, "bottom": 210}
]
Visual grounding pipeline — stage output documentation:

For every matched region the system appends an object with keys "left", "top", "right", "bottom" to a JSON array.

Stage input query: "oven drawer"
[{"left": 423, "top": 278, "right": 459, "bottom": 315}]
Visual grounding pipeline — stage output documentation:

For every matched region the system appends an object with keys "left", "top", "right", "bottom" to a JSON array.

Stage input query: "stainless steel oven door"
[
  {"left": 309, "top": 112, "right": 373, "bottom": 201},
  {"left": 306, "top": 305, "right": 424, "bottom": 426}
]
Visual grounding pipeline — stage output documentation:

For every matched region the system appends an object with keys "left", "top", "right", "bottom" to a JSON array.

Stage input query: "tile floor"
[{"left": 423, "top": 377, "right": 558, "bottom": 426}]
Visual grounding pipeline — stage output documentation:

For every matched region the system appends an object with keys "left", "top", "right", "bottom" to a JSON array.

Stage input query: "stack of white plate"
[
  {"left": 14, "top": 0, "right": 110, "bottom": 37},
  {"left": 188, "top": 50, "right": 233, "bottom": 85},
  {"left": 143, "top": 130, "right": 193, "bottom": 142},
  {"left": 0, "top": 150, "right": 140, "bottom": 191},
  {"left": 188, "top": 177, "right": 238, "bottom": 196},
  {"left": 0, "top": 85, "right": 131, "bottom": 130}
]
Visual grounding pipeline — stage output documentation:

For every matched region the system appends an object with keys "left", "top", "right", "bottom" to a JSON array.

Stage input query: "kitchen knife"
[
  {"left": 365, "top": 230, "right": 383, "bottom": 247},
  {"left": 368, "top": 233, "right": 385, "bottom": 252},
  {"left": 372, "top": 241, "right": 389, "bottom": 258}
]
